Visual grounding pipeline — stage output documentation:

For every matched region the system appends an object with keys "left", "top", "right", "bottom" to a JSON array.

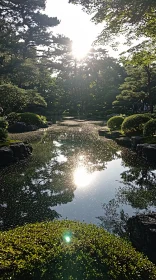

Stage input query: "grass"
[{"left": 0, "top": 139, "right": 22, "bottom": 147}]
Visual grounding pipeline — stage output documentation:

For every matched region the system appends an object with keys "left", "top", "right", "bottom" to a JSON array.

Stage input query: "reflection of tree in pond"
[
  {"left": 97, "top": 149, "right": 156, "bottom": 237},
  {"left": 0, "top": 131, "right": 118, "bottom": 231},
  {"left": 119, "top": 149, "right": 156, "bottom": 209},
  {"left": 97, "top": 199, "right": 129, "bottom": 238},
  {"left": 0, "top": 141, "right": 75, "bottom": 231}
]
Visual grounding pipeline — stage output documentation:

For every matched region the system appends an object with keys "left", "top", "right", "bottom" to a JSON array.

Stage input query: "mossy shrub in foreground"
[
  {"left": 143, "top": 119, "right": 156, "bottom": 136},
  {"left": 0, "top": 221, "right": 156, "bottom": 280},
  {"left": 107, "top": 116, "right": 124, "bottom": 131},
  {"left": 121, "top": 114, "right": 151, "bottom": 136}
]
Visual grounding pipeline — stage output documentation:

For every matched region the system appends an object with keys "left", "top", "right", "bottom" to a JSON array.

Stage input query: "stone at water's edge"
[
  {"left": 115, "top": 137, "right": 131, "bottom": 147},
  {"left": 137, "top": 144, "right": 156, "bottom": 162},
  {"left": 98, "top": 129, "right": 109, "bottom": 136},
  {"left": 127, "top": 213, "right": 156, "bottom": 263},
  {"left": 0, "top": 143, "right": 33, "bottom": 167},
  {"left": 131, "top": 136, "right": 143, "bottom": 150}
]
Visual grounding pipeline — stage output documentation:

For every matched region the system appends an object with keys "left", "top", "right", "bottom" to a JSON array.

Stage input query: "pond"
[{"left": 1, "top": 123, "right": 156, "bottom": 235}]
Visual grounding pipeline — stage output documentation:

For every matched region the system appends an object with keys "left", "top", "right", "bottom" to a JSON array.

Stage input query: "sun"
[{"left": 72, "top": 41, "right": 90, "bottom": 60}]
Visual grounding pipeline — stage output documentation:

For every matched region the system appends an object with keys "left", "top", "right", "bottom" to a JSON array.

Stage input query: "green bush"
[
  {"left": 121, "top": 114, "right": 151, "bottom": 136},
  {"left": 107, "top": 116, "right": 124, "bottom": 131},
  {"left": 0, "top": 221, "right": 156, "bottom": 280},
  {"left": 18, "top": 112, "right": 47, "bottom": 126},
  {"left": 0, "top": 117, "right": 8, "bottom": 129},
  {"left": 6, "top": 112, "right": 20, "bottom": 125},
  {"left": 143, "top": 119, "right": 156, "bottom": 136},
  {"left": 0, "top": 128, "right": 8, "bottom": 141}
]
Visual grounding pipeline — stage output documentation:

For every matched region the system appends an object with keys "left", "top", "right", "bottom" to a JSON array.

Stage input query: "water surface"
[{"left": 1, "top": 125, "right": 156, "bottom": 233}]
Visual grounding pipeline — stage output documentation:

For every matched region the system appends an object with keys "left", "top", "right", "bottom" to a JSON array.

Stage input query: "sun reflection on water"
[{"left": 73, "top": 155, "right": 96, "bottom": 188}]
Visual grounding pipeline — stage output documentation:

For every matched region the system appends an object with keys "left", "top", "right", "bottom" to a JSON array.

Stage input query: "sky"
[{"left": 45, "top": 0, "right": 126, "bottom": 59}]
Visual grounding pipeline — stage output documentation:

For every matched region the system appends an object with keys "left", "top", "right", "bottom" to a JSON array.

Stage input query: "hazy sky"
[{"left": 45, "top": 0, "right": 126, "bottom": 58}]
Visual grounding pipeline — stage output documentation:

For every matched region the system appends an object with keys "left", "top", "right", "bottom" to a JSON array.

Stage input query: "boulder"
[
  {"left": 26, "top": 125, "right": 38, "bottom": 131},
  {"left": 127, "top": 213, "right": 156, "bottom": 263},
  {"left": 137, "top": 144, "right": 156, "bottom": 162},
  {"left": 98, "top": 130, "right": 109, "bottom": 136},
  {"left": 8, "top": 122, "right": 27, "bottom": 133},
  {"left": 0, "top": 143, "right": 33, "bottom": 167},
  {"left": 101, "top": 131, "right": 122, "bottom": 139},
  {"left": 0, "top": 147, "right": 14, "bottom": 166},
  {"left": 115, "top": 137, "right": 131, "bottom": 147},
  {"left": 131, "top": 136, "right": 143, "bottom": 150}
]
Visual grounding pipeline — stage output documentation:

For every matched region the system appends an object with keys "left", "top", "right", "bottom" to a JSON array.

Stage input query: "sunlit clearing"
[
  {"left": 74, "top": 166, "right": 93, "bottom": 187},
  {"left": 72, "top": 41, "right": 90, "bottom": 59}
]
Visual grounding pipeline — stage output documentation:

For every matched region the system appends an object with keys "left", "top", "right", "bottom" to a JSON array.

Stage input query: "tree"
[
  {"left": 113, "top": 55, "right": 156, "bottom": 113},
  {"left": 69, "top": 0, "right": 156, "bottom": 46}
]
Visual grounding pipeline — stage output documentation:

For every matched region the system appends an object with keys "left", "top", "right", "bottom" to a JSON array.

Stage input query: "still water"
[{"left": 1, "top": 127, "right": 156, "bottom": 233}]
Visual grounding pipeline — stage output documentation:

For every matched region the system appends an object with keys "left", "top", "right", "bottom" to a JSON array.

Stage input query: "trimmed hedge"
[
  {"left": 107, "top": 116, "right": 124, "bottom": 131},
  {"left": 0, "top": 221, "right": 156, "bottom": 280},
  {"left": 18, "top": 112, "right": 47, "bottom": 126},
  {"left": 143, "top": 119, "right": 156, "bottom": 136},
  {"left": 121, "top": 114, "right": 151, "bottom": 136}
]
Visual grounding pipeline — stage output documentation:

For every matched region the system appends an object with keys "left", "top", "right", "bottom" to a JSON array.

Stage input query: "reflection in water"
[
  {"left": 0, "top": 131, "right": 118, "bottom": 231},
  {"left": 97, "top": 149, "right": 156, "bottom": 237},
  {"left": 73, "top": 154, "right": 96, "bottom": 188},
  {"left": 74, "top": 166, "right": 94, "bottom": 188}
]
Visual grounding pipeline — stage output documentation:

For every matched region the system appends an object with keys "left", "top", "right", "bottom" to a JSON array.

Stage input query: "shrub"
[
  {"left": 0, "top": 83, "right": 27, "bottom": 114},
  {"left": 6, "top": 112, "right": 20, "bottom": 125},
  {"left": 0, "top": 221, "right": 156, "bottom": 280},
  {"left": 143, "top": 119, "right": 156, "bottom": 136},
  {"left": 107, "top": 116, "right": 124, "bottom": 131},
  {"left": 18, "top": 112, "right": 47, "bottom": 126},
  {"left": 0, "top": 117, "right": 8, "bottom": 129},
  {"left": 121, "top": 114, "right": 151, "bottom": 136},
  {"left": 0, "top": 128, "right": 8, "bottom": 141}
]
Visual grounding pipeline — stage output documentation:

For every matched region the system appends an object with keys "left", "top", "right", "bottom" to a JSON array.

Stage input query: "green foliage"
[
  {"left": 0, "top": 117, "right": 8, "bottom": 141},
  {"left": 121, "top": 114, "right": 151, "bottom": 136},
  {"left": 143, "top": 119, "right": 156, "bottom": 136},
  {"left": 69, "top": 0, "right": 156, "bottom": 50},
  {"left": 107, "top": 116, "right": 124, "bottom": 131},
  {"left": 0, "top": 220, "right": 156, "bottom": 280},
  {"left": 0, "top": 117, "right": 8, "bottom": 129},
  {"left": 18, "top": 112, "right": 47, "bottom": 126},
  {"left": 0, "top": 140, "right": 21, "bottom": 147},
  {"left": 25, "top": 90, "right": 47, "bottom": 108},
  {"left": 0, "top": 128, "right": 8, "bottom": 141},
  {"left": 0, "top": 84, "right": 28, "bottom": 114},
  {"left": 6, "top": 112, "right": 20, "bottom": 125}
]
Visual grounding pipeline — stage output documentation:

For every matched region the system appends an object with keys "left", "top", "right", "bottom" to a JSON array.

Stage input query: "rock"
[
  {"left": 10, "top": 143, "right": 26, "bottom": 159},
  {"left": 0, "top": 143, "right": 33, "bottom": 167},
  {"left": 0, "top": 147, "right": 14, "bottom": 166},
  {"left": 8, "top": 122, "right": 27, "bottom": 133},
  {"left": 98, "top": 130, "right": 109, "bottom": 136},
  {"left": 131, "top": 136, "right": 143, "bottom": 150},
  {"left": 26, "top": 125, "right": 38, "bottom": 131},
  {"left": 115, "top": 137, "right": 131, "bottom": 147},
  {"left": 110, "top": 131, "right": 122, "bottom": 138},
  {"left": 101, "top": 131, "right": 122, "bottom": 139},
  {"left": 127, "top": 213, "right": 156, "bottom": 263},
  {"left": 137, "top": 144, "right": 156, "bottom": 162}
]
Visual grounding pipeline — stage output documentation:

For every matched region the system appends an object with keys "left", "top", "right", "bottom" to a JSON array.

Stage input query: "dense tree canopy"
[{"left": 69, "top": 0, "right": 156, "bottom": 44}]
